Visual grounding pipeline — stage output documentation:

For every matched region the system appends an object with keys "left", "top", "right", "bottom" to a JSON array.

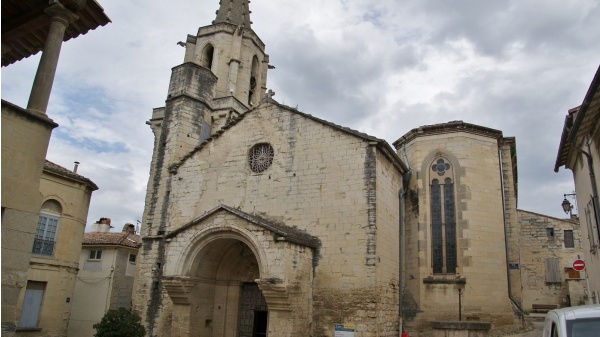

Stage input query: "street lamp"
[{"left": 562, "top": 193, "right": 577, "bottom": 216}]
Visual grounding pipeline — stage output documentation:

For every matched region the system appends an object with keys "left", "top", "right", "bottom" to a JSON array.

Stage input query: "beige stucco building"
[
  {"left": 555, "top": 65, "right": 600, "bottom": 304},
  {"left": 68, "top": 219, "right": 141, "bottom": 337},
  {"left": 1, "top": 2, "right": 110, "bottom": 335},
  {"left": 14, "top": 161, "right": 97, "bottom": 336},
  {"left": 132, "top": 1, "right": 588, "bottom": 336}
]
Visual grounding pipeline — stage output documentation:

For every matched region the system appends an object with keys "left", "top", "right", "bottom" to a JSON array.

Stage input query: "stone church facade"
[{"left": 132, "top": 1, "right": 582, "bottom": 336}]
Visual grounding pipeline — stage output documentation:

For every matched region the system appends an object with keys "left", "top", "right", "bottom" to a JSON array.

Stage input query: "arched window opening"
[
  {"left": 248, "top": 56, "right": 259, "bottom": 105},
  {"left": 33, "top": 200, "right": 62, "bottom": 257},
  {"left": 429, "top": 157, "right": 457, "bottom": 274},
  {"left": 201, "top": 44, "right": 215, "bottom": 70}
]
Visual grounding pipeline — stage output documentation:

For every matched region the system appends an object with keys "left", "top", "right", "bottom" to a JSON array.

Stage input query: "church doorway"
[
  {"left": 238, "top": 282, "right": 268, "bottom": 337},
  {"left": 187, "top": 236, "right": 267, "bottom": 337}
]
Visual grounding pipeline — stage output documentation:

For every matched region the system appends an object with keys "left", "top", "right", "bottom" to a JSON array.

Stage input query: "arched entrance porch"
[
  {"left": 161, "top": 206, "right": 318, "bottom": 337},
  {"left": 164, "top": 235, "right": 267, "bottom": 337}
]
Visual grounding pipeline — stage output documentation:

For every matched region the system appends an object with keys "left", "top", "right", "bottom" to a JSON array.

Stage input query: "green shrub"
[{"left": 93, "top": 307, "right": 146, "bottom": 337}]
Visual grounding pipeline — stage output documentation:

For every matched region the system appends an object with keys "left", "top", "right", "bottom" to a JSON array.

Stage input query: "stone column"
[{"left": 27, "top": 3, "right": 78, "bottom": 114}]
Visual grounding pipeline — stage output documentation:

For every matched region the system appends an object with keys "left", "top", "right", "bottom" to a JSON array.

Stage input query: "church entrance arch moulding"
[{"left": 161, "top": 206, "right": 318, "bottom": 337}]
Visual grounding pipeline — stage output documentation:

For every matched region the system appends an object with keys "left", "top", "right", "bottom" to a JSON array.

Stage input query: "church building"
[{"left": 132, "top": 1, "right": 583, "bottom": 336}]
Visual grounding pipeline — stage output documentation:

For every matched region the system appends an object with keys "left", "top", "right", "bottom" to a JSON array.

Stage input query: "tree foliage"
[{"left": 93, "top": 307, "right": 146, "bottom": 337}]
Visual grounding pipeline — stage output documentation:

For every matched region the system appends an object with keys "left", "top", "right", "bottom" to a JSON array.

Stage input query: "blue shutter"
[{"left": 18, "top": 284, "right": 45, "bottom": 328}]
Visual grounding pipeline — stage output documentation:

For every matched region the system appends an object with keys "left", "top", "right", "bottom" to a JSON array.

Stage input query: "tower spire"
[{"left": 214, "top": 0, "right": 252, "bottom": 28}]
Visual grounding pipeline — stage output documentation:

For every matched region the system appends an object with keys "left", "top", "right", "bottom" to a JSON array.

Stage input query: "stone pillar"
[
  {"left": 162, "top": 276, "right": 199, "bottom": 337},
  {"left": 27, "top": 3, "right": 78, "bottom": 114}
]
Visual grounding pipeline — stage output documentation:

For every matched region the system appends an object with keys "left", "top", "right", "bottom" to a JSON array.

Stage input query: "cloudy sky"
[{"left": 2, "top": 0, "right": 599, "bottom": 230}]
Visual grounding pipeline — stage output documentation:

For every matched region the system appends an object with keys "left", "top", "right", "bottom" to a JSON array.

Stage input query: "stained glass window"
[
  {"left": 444, "top": 178, "right": 457, "bottom": 273},
  {"left": 431, "top": 179, "right": 443, "bottom": 273},
  {"left": 429, "top": 158, "right": 457, "bottom": 274}
]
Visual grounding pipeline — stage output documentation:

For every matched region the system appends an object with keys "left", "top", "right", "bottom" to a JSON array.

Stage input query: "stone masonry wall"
[
  {"left": 110, "top": 249, "right": 137, "bottom": 310},
  {"left": 157, "top": 103, "right": 403, "bottom": 336},
  {"left": 399, "top": 132, "right": 514, "bottom": 333},
  {"left": 517, "top": 210, "right": 584, "bottom": 309},
  {"left": 133, "top": 63, "right": 218, "bottom": 336},
  {"left": 375, "top": 150, "right": 403, "bottom": 336}
]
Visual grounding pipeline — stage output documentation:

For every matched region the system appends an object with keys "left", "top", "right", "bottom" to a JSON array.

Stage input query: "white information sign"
[{"left": 334, "top": 324, "right": 355, "bottom": 337}]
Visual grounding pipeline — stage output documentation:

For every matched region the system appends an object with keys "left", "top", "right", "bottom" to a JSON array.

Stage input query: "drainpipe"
[
  {"left": 498, "top": 145, "right": 524, "bottom": 316},
  {"left": 399, "top": 145, "right": 411, "bottom": 334}
]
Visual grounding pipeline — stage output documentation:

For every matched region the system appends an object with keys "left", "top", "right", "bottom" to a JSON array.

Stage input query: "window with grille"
[
  {"left": 249, "top": 143, "right": 274, "bottom": 173},
  {"left": 32, "top": 216, "right": 59, "bottom": 256},
  {"left": 564, "top": 230, "right": 575, "bottom": 248},
  {"left": 32, "top": 200, "right": 62, "bottom": 257},
  {"left": 430, "top": 157, "right": 457, "bottom": 274}
]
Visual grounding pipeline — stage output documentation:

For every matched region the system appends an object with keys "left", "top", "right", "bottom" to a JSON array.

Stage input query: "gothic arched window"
[{"left": 430, "top": 157, "right": 457, "bottom": 274}]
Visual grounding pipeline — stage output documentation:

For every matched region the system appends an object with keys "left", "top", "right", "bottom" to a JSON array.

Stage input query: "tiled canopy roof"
[
  {"left": 83, "top": 232, "right": 141, "bottom": 248},
  {"left": 2, "top": 0, "right": 111, "bottom": 66}
]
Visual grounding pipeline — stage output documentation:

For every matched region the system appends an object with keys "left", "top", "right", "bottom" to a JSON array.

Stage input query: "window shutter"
[
  {"left": 545, "top": 257, "right": 561, "bottom": 283},
  {"left": 564, "top": 230, "right": 574, "bottom": 248},
  {"left": 18, "top": 282, "right": 45, "bottom": 328}
]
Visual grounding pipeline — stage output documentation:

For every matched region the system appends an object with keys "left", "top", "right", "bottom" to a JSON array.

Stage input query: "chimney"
[
  {"left": 97, "top": 217, "right": 112, "bottom": 232},
  {"left": 123, "top": 223, "right": 135, "bottom": 234},
  {"left": 73, "top": 161, "right": 80, "bottom": 173}
]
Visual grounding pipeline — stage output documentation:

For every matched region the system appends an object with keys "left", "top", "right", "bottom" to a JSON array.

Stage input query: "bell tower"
[
  {"left": 182, "top": 0, "right": 269, "bottom": 115},
  {"left": 138, "top": 3, "right": 271, "bottom": 335}
]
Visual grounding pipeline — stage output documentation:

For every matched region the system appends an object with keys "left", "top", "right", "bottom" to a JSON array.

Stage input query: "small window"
[
  {"left": 89, "top": 250, "right": 102, "bottom": 260},
  {"left": 546, "top": 228, "right": 555, "bottom": 237},
  {"left": 129, "top": 254, "right": 137, "bottom": 263},
  {"left": 564, "top": 230, "right": 575, "bottom": 248}
]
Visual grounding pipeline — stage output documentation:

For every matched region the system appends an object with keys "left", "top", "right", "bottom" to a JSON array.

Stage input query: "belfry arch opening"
[
  {"left": 201, "top": 44, "right": 215, "bottom": 70},
  {"left": 187, "top": 237, "right": 267, "bottom": 337},
  {"left": 248, "top": 55, "right": 259, "bottom": 105}
]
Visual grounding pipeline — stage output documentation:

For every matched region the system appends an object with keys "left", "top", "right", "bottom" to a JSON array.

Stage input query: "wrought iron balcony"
[{"left": 32, "top": 238, "right": 55, "bottom": 256}]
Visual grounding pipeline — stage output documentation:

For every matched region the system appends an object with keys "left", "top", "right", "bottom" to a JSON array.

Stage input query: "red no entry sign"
[{"left": 573, "top": 259, "right": 586, "bottom": 271}]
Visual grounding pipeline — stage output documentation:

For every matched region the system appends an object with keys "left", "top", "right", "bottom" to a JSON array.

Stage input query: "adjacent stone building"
[
  {"left": 132, "top": 1, "right": 587, "bottom": 336},
  {"left": 68, "top": 219, "right": 141, "bottom": 337},
  {"left": 517, "top": 210, "right": 586, "bottom": 309},
  {"left": 1, "top": 2, "right": 110, "bottom": 335},
  {"left": 555, "top": 65, "right": 600, "bottom": 304},
  {"left": 15, "top": 160, "right": 98, "bottom": 336}
]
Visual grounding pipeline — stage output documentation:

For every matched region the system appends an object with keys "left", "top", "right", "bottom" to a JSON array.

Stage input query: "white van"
[{"left": 542, "top": 305, "right": 600, "bottom": 337}]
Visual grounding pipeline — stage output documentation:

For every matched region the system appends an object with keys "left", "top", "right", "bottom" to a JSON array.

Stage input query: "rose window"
[{"left": 249, "top": 143, "right": 274, "bottom": 173}]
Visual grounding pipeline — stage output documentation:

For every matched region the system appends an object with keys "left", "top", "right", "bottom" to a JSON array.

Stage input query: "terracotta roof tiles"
[{"left": 83, "top": 232, "right": 141, "bottom": 248}]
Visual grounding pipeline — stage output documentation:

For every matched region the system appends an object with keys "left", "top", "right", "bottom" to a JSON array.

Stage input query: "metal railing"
[{"left": 32, "top": 238, "right": 55, "bottom": 256}]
